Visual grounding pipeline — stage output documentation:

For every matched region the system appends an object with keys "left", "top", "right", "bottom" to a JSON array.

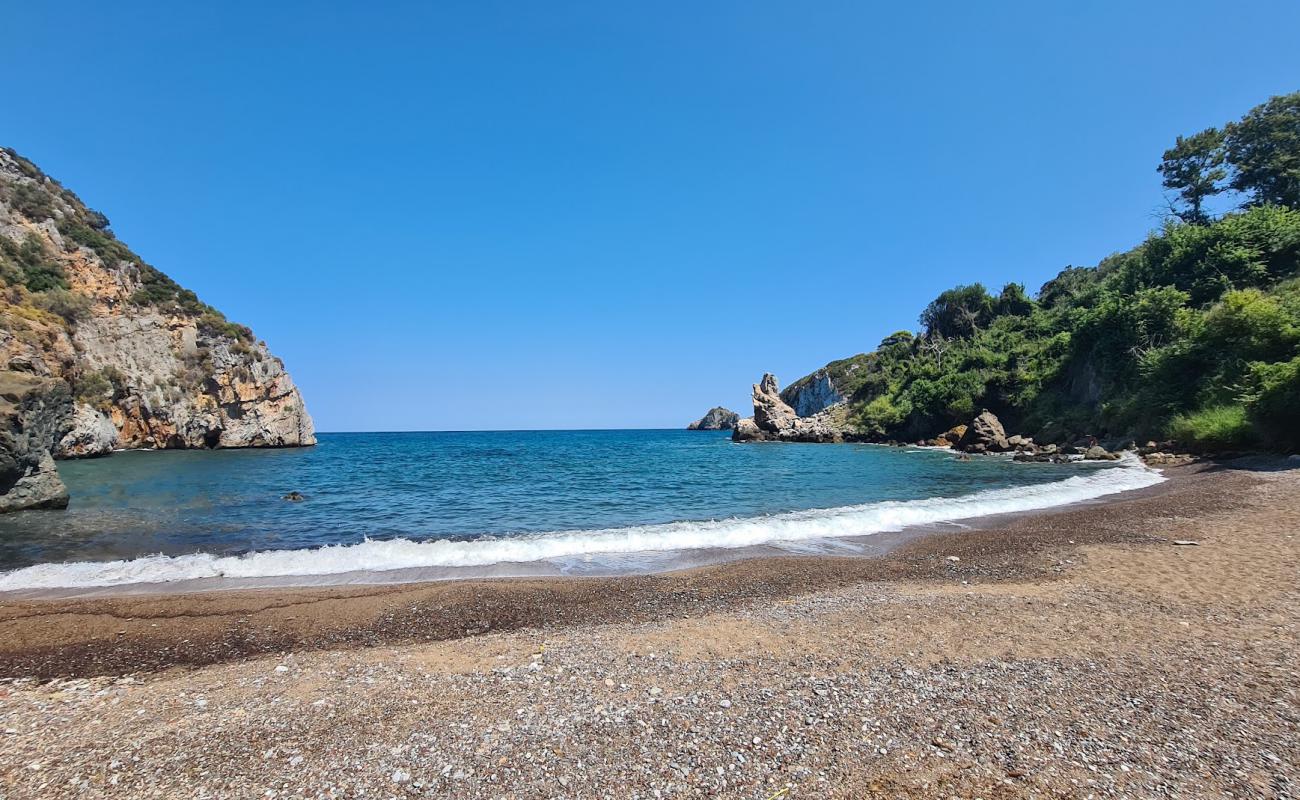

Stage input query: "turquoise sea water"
[{"left": 0, "top": 430, "right": 1162, "bottom": 591}]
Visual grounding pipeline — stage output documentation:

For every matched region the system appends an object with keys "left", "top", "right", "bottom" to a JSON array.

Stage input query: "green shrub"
[
  {"left": 31, "top": 288, "right": 92, "bottom": 322},
  {"left": 0, "top": 233, "right": 68, "bottom": 292},
  {"left": 7, "top": 183, "right": 57, "bottom": 220},
  {"left": 1166, "top": 404, "right": 1255, "bottom": 451},
  {"left": 1244, "top": 357, "right": 1300, "bottom": 451},
  {"left": 855, "top": 393, "right": 910, "bottom": 437}
]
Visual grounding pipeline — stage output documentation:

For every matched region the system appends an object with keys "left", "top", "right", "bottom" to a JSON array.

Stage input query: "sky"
[{"left": 4, "top": 1, "right": 1299, "bottom": 431}]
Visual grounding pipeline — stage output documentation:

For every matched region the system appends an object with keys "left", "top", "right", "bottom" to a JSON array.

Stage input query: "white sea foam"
[{"left": 0, "top": 455, "right": 1164, "bottom": 591}]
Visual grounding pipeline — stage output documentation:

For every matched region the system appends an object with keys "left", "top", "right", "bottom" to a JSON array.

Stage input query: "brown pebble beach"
[{"left": 0, "top": 458, "right": 1297, "bottom": 798}]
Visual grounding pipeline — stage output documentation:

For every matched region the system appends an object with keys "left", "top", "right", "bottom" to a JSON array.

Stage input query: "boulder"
[
  {"left": 957, "top": 410, "right": 1009, "bottom": 453},
  {"left": 1083, "top": 445, "right": 1120, "bottom": 461},
  {"left": 940, "top": 425, "right": 967, "bottom": 446},
  {"left": 686, "top": 407, "right": 740, "bottom": 431},
  {"left": 732, "top": 417, "right": 763, "bottom": 441},
  {"left": 57, "top": 403, "right": 119, "bottom": 458},
  {"left": 0, "top": 371, "right": 74, "bottom": 512}
]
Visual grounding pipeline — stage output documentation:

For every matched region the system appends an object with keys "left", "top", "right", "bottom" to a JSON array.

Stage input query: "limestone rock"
[
  {"left": 958, "top": 410, "right": 1009, "bottom": 453},
  {"left": 732, "top": 417, "right": 763, "bottom": 441},
  {"left": 0, "top": 371, "right": 74, "bottom": 512},
  {"left": 687, "top": 407, "right": 740, "bottom": 431},
  {"left": 733, "top": 374, "right": 851, "bottom": 443},
  {"left": 780, "top": 370, "right": 845, "bottom": 417},
  {"left": 57, "top": 403, "right": 118, "bottom": 458},
  {"left": 752, "top": 373, "right": 798, "bottom": 432},
  {"left": 0, "top": 148, "right": 316, "bottom": 455}
]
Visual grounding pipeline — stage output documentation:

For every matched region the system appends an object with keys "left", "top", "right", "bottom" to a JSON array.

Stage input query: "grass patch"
[{"left": 1167, "top": 404, "right": 1255, "bottom": 451}]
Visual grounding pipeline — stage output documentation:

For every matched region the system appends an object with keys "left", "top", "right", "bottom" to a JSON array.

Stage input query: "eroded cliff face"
[
  {"left": 0, "top": 148, "right": 315, "bottom": 457},
  {"left": 779, "top": 369, "right": 845, "bottom": 417}
]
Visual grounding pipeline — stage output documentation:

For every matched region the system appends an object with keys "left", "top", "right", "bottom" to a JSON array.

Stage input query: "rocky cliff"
[
  {"left": 687, "top": 406, "right": 739, "bottom": 431},
  {"left": 779, "top": 369, "right": 845, "bottom": 417},
  {"left": 0, "top": 147, "right": 315, "bottom": 461}
]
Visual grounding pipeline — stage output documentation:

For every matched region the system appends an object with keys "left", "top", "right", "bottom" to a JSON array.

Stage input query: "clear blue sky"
[{"left": 4, "top": 2, "right": 1299, "bottom": 431}]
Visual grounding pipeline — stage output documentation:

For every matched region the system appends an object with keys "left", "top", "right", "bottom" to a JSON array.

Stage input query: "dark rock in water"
[
  {"left": 0, "top": 371, "right": 74, "bottom": 512},
  {"left": 687, "top": 407, "right": 740, "bottom": 431},
  {"left": 1014, "top": 452, "right": 1071, "bottom": 464},
  {"left": 283, "top": 491, "right": 306, "bottom": 502},
  {"left": 957, "top": 410, "right": 1010, "bottom": 453}
]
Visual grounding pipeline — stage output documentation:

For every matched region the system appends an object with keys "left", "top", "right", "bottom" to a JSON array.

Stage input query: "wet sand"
[{"left": 0, "top": 458, "right": 1297, "bottom": 798}]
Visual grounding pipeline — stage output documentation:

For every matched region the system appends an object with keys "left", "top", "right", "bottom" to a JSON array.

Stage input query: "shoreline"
[
  {"left": 1, "top": 457, "right": 1296, "bottom": 797},
  {"left": 0, "top": 458, "right": 1226, "bottom": 680},
  {"left": 0, "top": 451, "right": 1162, "bottom": 598}
]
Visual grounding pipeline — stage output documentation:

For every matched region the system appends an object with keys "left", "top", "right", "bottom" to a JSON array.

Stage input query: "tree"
[
  {"left": 1157, "top": 127, "right": 1226, "bottom": 223},
  {"left": 919, "top": 283, "right": 993, "bottom": 339},
  {"left": 1225, "top": 91, "right": 1300, "bottom": 209},
  {"left": 995, "top": 282, "right": 1035, "bottom": 317}
]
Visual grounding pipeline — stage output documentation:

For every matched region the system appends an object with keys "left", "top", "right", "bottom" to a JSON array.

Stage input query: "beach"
[{"left": 1, "top": 458, "right": 1297, "bottom": 798}]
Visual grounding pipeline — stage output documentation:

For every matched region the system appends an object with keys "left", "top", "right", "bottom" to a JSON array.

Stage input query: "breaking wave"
[{"left": 0, "top": 455, "right": 1163, "bottom": 591}]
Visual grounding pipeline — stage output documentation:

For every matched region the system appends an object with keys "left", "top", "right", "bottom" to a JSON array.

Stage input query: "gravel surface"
[{"left": 0, "top": 460, "right": 1297, "bottom": 798}]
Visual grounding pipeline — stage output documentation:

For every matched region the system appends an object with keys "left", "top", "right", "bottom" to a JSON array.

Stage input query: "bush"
[
  {"left": 1167, "top": 404, "right": 1255, "bottom": 451},
  {"left": 1245, "top": 357, "right": 1300, "bottom": 451},
  {"left": 7, "top": 182, "right": 57, "bottom": 220},
  {"left": 31, "top": 288, "right": 92, "bottom": 322},
  {"left": 855, "top": 393, "right": 910, "bottom": 437},
  {"left": 0, "top": 233, "right": 68, "bottom": 292}
]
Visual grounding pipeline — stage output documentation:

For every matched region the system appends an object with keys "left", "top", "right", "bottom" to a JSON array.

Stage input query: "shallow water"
[{"left": 0, "top": 430, "right": 1162, "bottom": 590}]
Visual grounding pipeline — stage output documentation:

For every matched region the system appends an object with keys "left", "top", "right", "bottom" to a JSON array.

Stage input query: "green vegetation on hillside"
[
  {"left": 837, "top": 92, "right": 1300, "bottom": 452},
  {"left": 0, "top": 147, "right": 252, "bottom": 341}
]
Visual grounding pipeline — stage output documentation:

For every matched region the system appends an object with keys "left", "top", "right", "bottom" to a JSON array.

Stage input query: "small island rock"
[{"left": 687, "top": 407, "right": 740, "bottom": 431}]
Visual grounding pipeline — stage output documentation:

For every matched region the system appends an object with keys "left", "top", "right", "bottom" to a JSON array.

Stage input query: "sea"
[{"left": 0, "top": 430, "right": 1164, "bottom": 594}]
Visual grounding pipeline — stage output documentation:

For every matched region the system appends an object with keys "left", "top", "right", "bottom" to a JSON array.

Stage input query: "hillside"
[
  {"left": 774, "top": 92, "right": 1300, "bottom": 452},
  {"left": 0, "top": 147, "right": 314, "bottom": 462}
]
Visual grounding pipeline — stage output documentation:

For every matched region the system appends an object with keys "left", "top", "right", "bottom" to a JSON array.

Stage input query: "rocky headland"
[
  {"left": 731, "top": 372, "right": 1166, "bottom": 462},
  {"left": 0, "top": 148, "right": 315, "bottom": 510},
  {"left": 686, "top": 406, "right": 739, "bottom": 431}
]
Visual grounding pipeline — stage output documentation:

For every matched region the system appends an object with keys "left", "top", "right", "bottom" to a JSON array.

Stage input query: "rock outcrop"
[
  {"left": 687, "top": 407, "right": 739, "bottom": 431},
  {"left": 58, "top": 403, "right": 117, "bottom": 458},
  {"left": 733, "top": 374, "right": 850, "bottom": 443},
  {"left": 956, "top": 410, "right": 1010, "bottom": 453},
  {"left": 0, "top": 147, "right": 315, "bottom": 460},
  {"left": 0, "top": 371, "right": 73, "bottom": 511}
]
